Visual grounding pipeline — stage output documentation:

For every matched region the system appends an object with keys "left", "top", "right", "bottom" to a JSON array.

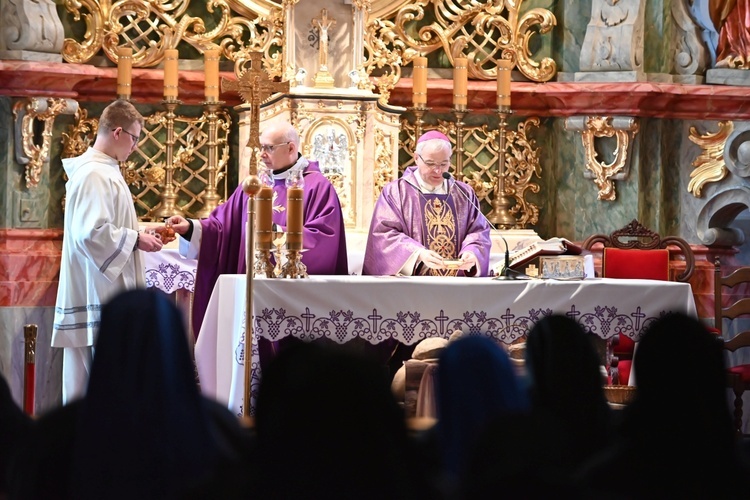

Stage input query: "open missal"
[{"left": 495, "top": 237, "right": 583, "bottom": 275}]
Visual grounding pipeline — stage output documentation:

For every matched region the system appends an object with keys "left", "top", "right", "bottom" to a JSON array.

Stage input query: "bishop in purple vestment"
[
  {"left": 168, "top": 122, "right": 348, "bottom": 338},
  {"left": 363, "top": 131, "right": 491, "bottom": 277}
]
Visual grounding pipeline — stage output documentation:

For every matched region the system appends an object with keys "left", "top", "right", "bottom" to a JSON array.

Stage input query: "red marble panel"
[
  {"left": 0, "top": 230, "right": 62, "bottom": 307},
  {"left": 6, "top": 60, "right": 750, "bottom": 118},
  {"left": 0, "top": 255, "right": 61, "bottom": 282},
  {"left": 0, "top": 280, "right": 58, "bottom": 307}
]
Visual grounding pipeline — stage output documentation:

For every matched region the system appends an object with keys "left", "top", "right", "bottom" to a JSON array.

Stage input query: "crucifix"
[
  {"left": 221, "top": 51, "right": 291, "bottom": 418},
  {"left": 222, "top": 51, "right": 291, "bottom": 177},
  {"left": 312, "top": 9, "right": 336, "bottom": 88}
]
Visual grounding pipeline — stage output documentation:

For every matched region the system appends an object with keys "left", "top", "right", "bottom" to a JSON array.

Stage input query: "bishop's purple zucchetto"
[{"left": 416, "top": 130, "right": 451, "bottom": 144}]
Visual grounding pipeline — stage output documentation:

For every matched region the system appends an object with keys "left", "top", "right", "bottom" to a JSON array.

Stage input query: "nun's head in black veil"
[
  {"left": 525, "top": 314, "right": 609, "bottom": 416},
  {"left": 70, "top": 289, "right": 219, "bottom": 499},
  {"left": 626, "top": 311, "right": 734, "bottom": 448}
]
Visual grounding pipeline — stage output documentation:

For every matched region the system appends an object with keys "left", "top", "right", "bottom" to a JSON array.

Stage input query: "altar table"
[
  {"left": 194, "top": 274, "right": 697, "bottom": 416},
  {"left": 143, "top": 248, "right": 196, "bottom": 293}
]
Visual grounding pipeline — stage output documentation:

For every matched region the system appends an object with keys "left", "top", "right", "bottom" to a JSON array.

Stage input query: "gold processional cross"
[
  {"left": 222, "top": 51, "right": 291, "bottom": 176},
  {"left": 221, "top": 52, "right": 292, "bottom": 418}
]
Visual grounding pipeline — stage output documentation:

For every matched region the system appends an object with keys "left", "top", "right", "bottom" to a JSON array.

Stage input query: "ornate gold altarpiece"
[{"left": 51, "top": 0, "right": 560, "bottom": 245}]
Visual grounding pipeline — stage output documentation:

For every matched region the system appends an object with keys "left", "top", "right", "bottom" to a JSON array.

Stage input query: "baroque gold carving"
[
  {"left": 362, "top": 0, "right": 556, "bottom": 102},
  {"left": 688, "top": 121, "right": 732, "bottom": 197},
  {"left": 579, "top": 116, "right": 639, "bottom": 202},
  {"left": 373, "top": 126, "right": 394, "bottom": 197},
  {"left": 13, "top": 98, "right": 78, "bottom": 188},
  {"left": 399, "top": 117, "right": 541, "bottom": 228},
  {"left": 504, "top": 117, "right": 542, "bottom": 228},
  {"left": 62, "top": 0, "right": 284, "bottom": 78},
  {"left": 62, "top": 108, "right": 98, "bottom": 160},
  {"left": 62, "top": 105, "right": 230, "bottom": 220}
]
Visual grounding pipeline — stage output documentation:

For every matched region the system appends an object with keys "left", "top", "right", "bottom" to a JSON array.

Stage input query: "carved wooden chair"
[
  {"left": 582, "top": 219, "right": 695, "bottom": 385},
  {"left": 714, "top": 258, "right": 750, "bottom": 435}
]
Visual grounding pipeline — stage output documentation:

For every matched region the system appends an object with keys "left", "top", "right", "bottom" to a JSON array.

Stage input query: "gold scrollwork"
[
  {"left": 13, "top": 98, "right": 77, "bottom": 188},
  {"left": 62, "top": 0, "right": 284, "bottom": 78},
  {"left": 580, "top": 116, "right": 639, "bottom": 202},
  {"left": 399, "top": 116, "right": 541, "bottom": 228},
  {"left": 362, "top": 0, "right": 556, "bottom": 101},
  {"left": 63, "top": 105, "right": 230, "bottom": 219},
  {"left": 373, "top": 126, "right": 394, "bottom": 197},
  {"left": 504, "top": 117, "right": 542, "bottom": 227},
  {"left": 687, "top": 121, "right": 732, "bottom": 197}
]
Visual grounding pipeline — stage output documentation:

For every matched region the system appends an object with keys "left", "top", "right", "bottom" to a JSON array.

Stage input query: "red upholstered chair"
[
  {"left": 583, "top": 220, "right": 695, "bottom": 385},
  {"left": 714, "top": 258, "right": 750, "bottom": 435}
]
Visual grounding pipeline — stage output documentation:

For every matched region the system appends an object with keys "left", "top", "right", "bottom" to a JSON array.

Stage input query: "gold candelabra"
[
  {"left": 280, "top": 249, "right": 308, "bottom": 278},
  {"left": 196, "top": 101, "right": 224, "bottom": 218},
  {"left": 452, "top": 105, "right": 468, "bottom": 182},
  {"left": 153, "top": 99, "right": 183, "bottom": 219},
  {"left": 487, "top": 106, "right": 517, "bottom": 229}
]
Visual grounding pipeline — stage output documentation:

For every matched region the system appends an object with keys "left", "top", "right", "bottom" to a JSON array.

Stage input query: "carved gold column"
[
  {"left": 488, "top": 106, "right": 517, "bottom": 228},
  {"left": 153, "top": 99, "right": 183, "bottom": 219}
]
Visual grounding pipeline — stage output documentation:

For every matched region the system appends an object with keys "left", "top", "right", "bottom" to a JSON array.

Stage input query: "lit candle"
[
  {"left": 204, "top": 49, "right": 220, "bottom": 102},
  {"left": 164, "top": 49, "right": 179, "bottom": 100},
  {"left": 117, "top": 47, "right": 133, "bottom": 98},
  {"left": 286, "top": 187, "right": 304, "bottom": 250},
  {"left": 256, "top": 186, "right": 274, "bottom": 247},
  {"left": 497, "top": 59, "right": 512, "bottom": 108},
  {"left": 453, "top": 57, "right": 468, "bottom": 108},
  {"left": 412, "top": 56, "right": 428, "bottom": 107}
]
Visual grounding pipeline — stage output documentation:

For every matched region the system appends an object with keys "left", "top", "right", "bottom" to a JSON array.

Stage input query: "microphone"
[{"left": 442, "top": 172, "right": 519, "bottom": 280}]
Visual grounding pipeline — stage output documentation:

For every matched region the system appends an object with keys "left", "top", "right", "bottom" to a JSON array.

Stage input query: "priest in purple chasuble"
[
  {"left": 363, "top": 130, "right": 491, "bottom": 277},
  {"left": 167, "top": 122, "right": 348, "bottom": 341}
]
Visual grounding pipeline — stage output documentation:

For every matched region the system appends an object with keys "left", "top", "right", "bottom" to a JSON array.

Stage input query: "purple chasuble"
[
  {"left": 192, "top": 161, "right": 348, "bottom": 338},
  {"left": 362, "top": 166, "right": 491, "bottom": 277}
]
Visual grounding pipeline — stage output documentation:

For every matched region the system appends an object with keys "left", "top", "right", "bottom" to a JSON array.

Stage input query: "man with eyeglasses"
[
  {"left": 363, "top": 130, "right": 491, "bottom": 277},
  {"left": 166, "top": 121, "right": 348, "bottom": 341},
  {"left": 52, "top": 99, "right": 164, "bottom": 404}
]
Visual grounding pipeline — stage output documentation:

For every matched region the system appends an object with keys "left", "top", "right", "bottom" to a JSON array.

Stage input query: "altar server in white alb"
[{"left": 52, "top": 99, "right": 164, "bottom": 404}]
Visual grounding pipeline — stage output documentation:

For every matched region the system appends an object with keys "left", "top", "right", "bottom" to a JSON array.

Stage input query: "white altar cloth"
[
  {"left": 194, "top": 274, "right": 697, "bottom": 416},
  {"left": 143, "top": 248, "right": 196, "bottom": 294}
]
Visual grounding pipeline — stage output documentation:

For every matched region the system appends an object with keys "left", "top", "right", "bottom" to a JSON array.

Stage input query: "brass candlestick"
[
  {"left": 487, "top": 106, "right": 517, "bottom": 229},
  {"left": 195, "top": 101, "right": 224, "bottom": 218},
  {"left": 411, "top": 105, "right": 428, "bottom": 144},
  {"left": 280, "top": 249, "right": 308, "bottom": 279},
  {"left": 154, "top": 99, "right": 183, "bottom": 219},
  {"left": 452, "top": 105, "right": 468, "bottom": 182},
  {"left": 254, "top": 247, "right": 274, "bottom": 277}
]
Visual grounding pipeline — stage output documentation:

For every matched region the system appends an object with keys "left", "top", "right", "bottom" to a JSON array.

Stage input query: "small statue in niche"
[{"left": 710, "top": 0, "right": 750, "bottom": 68}]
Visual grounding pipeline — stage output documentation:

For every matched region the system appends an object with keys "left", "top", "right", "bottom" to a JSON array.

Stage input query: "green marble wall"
[
  {"left": 645, "top": 0, "right": 674, "bottom": 74},
  {"left": 555, "top": 0, "right": 593, "bottom": 76}
]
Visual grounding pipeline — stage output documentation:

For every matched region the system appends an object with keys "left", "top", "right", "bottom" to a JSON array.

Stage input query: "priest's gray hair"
[{"left": 266, "top": 121, "right": 301, "bottom": 149}]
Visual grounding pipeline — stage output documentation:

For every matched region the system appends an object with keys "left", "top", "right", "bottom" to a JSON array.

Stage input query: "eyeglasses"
[
  {"left": 114, "top": 128, "right": 140, "bottom": 143},
  {"left": 260, "top": 142, "right": 291, "bottom": 153},
  {"left": 418, "top": 154, "right": 451, "bottom": 170}
]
